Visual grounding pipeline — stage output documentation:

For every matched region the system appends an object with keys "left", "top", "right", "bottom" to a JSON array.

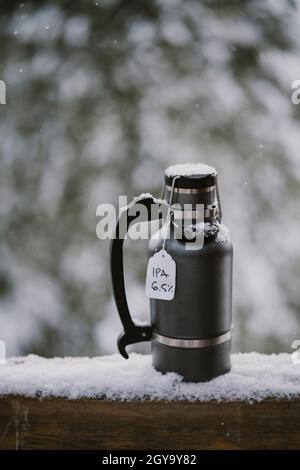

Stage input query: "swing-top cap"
[{"left": 165, "top": 163, "right": 217, "bottom": 190}]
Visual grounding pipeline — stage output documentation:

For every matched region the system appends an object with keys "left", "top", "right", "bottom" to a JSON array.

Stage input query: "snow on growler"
[{"left": 110, "top": 163, "right": 233, "bottom": 382}]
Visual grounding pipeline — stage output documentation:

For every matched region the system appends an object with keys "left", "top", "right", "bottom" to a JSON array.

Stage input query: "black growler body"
[
  {"left": 110, "top": 163, "right": 233, "bottom": 382},
  {"left": 149, "top": 232, "right": 232, "bottom": 382}
]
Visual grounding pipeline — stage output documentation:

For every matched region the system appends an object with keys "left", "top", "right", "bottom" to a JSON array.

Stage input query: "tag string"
[{"left": 162, "top": 175, "right": 180, "bottom": 251}]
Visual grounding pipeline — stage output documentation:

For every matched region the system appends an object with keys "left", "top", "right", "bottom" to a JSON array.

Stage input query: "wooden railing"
[{"left": 0, "top": 397, "right": 299, "bottom": 450}]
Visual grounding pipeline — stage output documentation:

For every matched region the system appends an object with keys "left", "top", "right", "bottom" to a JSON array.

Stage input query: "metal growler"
[{"left": 110, "top": 163, "right": 233, "bottom": 382}]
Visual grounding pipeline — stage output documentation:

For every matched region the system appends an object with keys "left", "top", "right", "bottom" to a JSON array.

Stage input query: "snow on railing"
[{"left": 0, "top": 352, "right": 299, "bottom": 401}]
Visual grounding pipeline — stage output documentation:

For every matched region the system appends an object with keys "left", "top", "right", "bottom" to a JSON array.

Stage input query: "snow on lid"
[
  {"left": 165, "top": 163, "right": 217, "bottom": 178},
  {"left": 0, "top": 352, "right": 299, "bottom": 402}
]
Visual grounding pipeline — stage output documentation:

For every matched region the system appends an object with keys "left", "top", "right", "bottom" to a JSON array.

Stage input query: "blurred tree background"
[{"left": 0, "top": 0, "right": 300, "bottom": 357}]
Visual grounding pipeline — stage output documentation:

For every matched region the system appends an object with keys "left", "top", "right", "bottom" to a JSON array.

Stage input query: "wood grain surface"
[{"left": 0, "top": 397, "right": 299, "bottom": 450}]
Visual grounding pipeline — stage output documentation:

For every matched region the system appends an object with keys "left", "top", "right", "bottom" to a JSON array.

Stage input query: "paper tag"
[{"left": 145, "top": 249, "right": 176, "bottom": 300}]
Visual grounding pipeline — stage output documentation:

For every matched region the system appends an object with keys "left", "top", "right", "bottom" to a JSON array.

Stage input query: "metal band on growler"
[{"left": 110, "top": 163, "right": 233, "bottom": 382}]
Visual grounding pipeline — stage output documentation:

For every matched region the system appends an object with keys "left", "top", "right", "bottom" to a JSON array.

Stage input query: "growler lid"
[{"left": 165, "top": 163, "right": 217, "bottom": 189}]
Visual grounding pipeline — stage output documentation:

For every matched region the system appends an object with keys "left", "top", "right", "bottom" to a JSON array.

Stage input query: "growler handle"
[{"left": 110, "top": 196, "right": 160, "bottom": 359}]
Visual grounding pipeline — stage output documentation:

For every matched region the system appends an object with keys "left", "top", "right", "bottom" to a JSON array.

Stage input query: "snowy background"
[{"left": 0, "top": 0, "right": 300, "bottom": 358}]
